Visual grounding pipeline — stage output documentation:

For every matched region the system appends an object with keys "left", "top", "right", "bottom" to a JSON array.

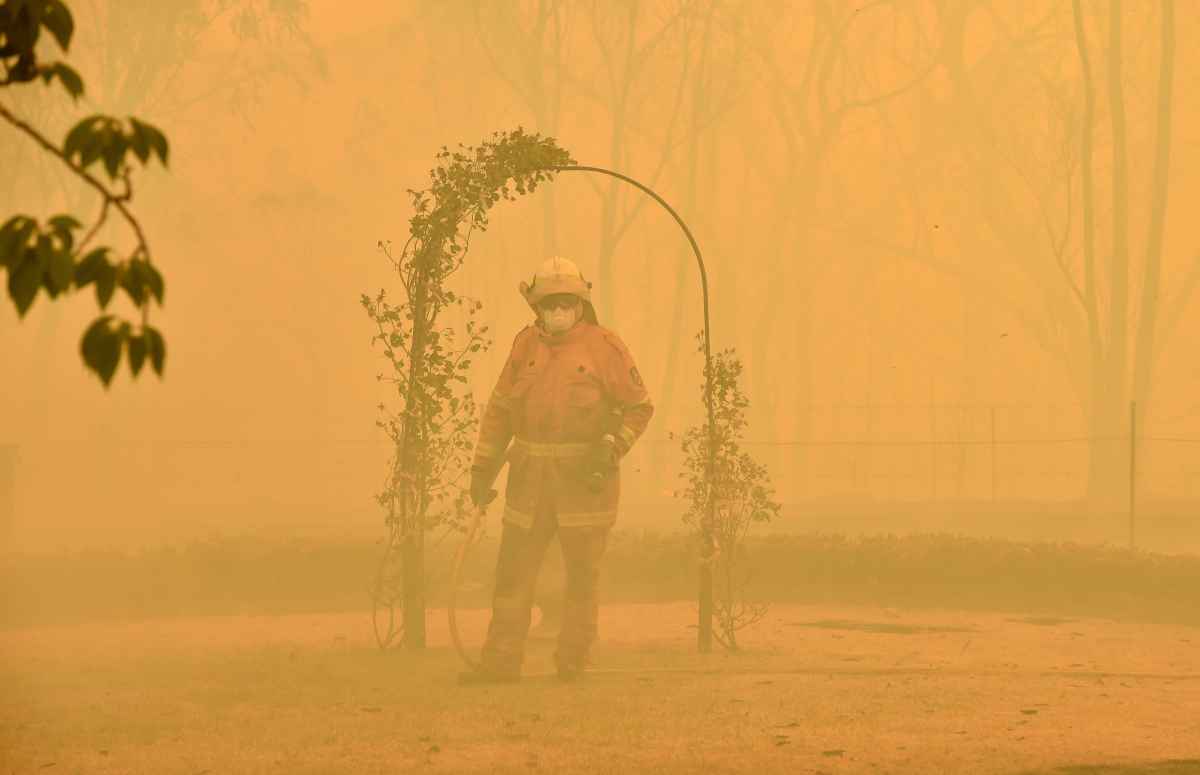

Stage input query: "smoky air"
[{"left": 2, "top": 2, "right": 1198, "bottom": 773}]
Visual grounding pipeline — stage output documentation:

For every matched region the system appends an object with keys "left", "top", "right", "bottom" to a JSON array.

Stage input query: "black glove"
[
  {"left": 469, "top": 465, "right": 499, "bottom": 509},
  {"left": 582, "top": 436, "right": 619, "bottom": 492}
]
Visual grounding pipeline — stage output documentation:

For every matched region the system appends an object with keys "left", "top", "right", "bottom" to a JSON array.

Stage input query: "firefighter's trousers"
[{"left": 479, "top": 498, "right": 610, "bottom": 676}]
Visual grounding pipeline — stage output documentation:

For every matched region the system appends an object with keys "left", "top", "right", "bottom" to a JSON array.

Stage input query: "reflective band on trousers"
[
  {"left": 513, "top": 438, "right": 591, "bottom": 458},
  {"left": 504, "top": 504, "right": 616, "bottom": 530}
]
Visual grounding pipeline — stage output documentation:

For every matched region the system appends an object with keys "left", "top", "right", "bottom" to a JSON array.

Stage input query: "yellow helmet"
[
  {"left": 519, "top": 256, "right": 599, "bottom": 324},
  {"left": 519, "top": 256, "right": 592, "bottom": 306}
]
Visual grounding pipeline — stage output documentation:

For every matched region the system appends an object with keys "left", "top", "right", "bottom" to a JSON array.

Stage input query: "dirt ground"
[{"left": 2, "top": 602, "right": 1198, "bottom": 774}]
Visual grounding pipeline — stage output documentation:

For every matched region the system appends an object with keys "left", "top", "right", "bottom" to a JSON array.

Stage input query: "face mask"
[{"left": 541, "top": 305, "right": 579, "bottom": 334}]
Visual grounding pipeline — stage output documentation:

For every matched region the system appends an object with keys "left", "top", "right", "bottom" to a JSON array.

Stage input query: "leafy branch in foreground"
[{"left": 1, "top": 0, "right": 170, "bottom": 386}]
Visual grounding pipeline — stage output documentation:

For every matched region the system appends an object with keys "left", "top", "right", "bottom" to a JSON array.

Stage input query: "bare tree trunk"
[
  {"left": 1105, "top": 0, "right": 1130, "bottom": 431},
  {"left": 1079, "top": 1, "right": 1134, "bottom": 510},
  {"left": 656, "top": 2, "right": 714, "bottom": 476},
  {"left": 1132, "top": 0, "right": 1176, "bottom": 458},
  {"left": 1070, "top": 0, "right": 1115, "bottom": 507}
]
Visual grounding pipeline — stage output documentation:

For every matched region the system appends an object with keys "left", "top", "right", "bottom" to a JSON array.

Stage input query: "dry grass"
[{"left": 3, "top": 602, "right": 1199, "bottom": 774}]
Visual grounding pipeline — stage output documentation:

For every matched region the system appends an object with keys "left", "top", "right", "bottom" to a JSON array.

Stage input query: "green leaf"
[
  {"left": 127, "top": 333, "right": 147, "bottom": 377},
  {"left": 64, "top": 116, "right": 114, "bottom": 169},
  {"left": 46, "top": 213, "right": 79, "bottom": 252},
  {"left": 80, "top": 315, "right": 121, "bottom": 387},
  {"left": 126, "top": 118, "right": 150, "bottom": 164},
  {"left": 95, "top": 261, "right": 117, "bottom": 308},
  {"left": 74, "top": 117, "right": 109, "bottom": 169},
  {"left": 119, "top": 260, "right": 145, "bottom": 306},
  {"left": 0, "top": 215, "right": 36, "bottom": 269},
  {"left": 7, "top": 250, "right": 41, "bottom": 316},
  {"left": 62, "top": 116, "right": 95, "bottom": 162},
  {"left": 46, "top": 244, "right": 73, "bottom": 293},
  {"left": 74, "top": 247, "right": 108, "bottom": 287},
  {"left": 47, "top": 214, "right": 81, "bottom": 232},
  {"left": 144, "top": 262, "right": 164, "bottom": 304},
  {"left": 40, "top": 0, "right": 74, "bottom": 50},
  {"left": 4, "top": 2, "right": 40, "bottom": 54},
  {"left": 101, "top": 132, "right": 126, "bottom": 179},
  {"left": 130, "top": 118, "right": 169, "bottom": 166},
  {"left": 40, "top": 63, "right": 83, "bottom": 99},
  {"left": 35, "top": 235, "right": 61, "bottom": 297},
  {"left": 79, "top": 129, "right": 105, "bottom": 169},
  {"left": 55, "top": 63, "right": 83, "bottom": 98},
  {"left": 34, "top": 232, "right": 52, "bottom": 266},
  {"left": 144, "top": 325, "right": 166, "bottom": 375}
]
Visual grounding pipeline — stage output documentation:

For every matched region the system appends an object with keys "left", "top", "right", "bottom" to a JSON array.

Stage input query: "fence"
[
  {"left": 2, "top": 402, "right": 1199, "bottom": 552},
  {"left": 638, "top": 400, "right": 1200, "bottom": 543}
]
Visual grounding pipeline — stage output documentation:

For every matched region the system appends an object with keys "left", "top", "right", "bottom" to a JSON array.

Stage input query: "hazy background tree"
[
  {"left": 872, "top": 1, "right": 1186, "bottom": 509},
  {"left": 651, "top": 0, "right": 747, "bottom": 464},
  {"left": 570, "top": 0, "right": 695, "bottom": 324},
  {"left": 465, "top": 0, "right": 571, "bottom": 256},
  {"left": 734, "top": 0, "right": 942, "bottom": 482}
]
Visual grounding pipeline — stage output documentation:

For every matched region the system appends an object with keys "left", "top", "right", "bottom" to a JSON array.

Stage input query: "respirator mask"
[{"left": 539, "top": 295, "right": 581, "bottom": 334}]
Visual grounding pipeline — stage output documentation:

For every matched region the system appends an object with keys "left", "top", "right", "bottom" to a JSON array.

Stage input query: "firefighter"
[{"left": 462, "top": 256, "right": 654, "bottom": 684}]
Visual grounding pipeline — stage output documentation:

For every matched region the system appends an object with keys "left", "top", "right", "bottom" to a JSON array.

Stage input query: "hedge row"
[{"left": 2, "top": 530, "right": 1197, "bottom": 628}]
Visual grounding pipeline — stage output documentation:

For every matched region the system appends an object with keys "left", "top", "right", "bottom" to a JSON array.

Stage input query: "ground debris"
[{"left": 789, "top": 619, "right": 974, "bottom": 635}]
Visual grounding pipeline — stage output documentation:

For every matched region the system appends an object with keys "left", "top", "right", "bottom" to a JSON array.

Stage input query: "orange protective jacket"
[{"left": 472, "top": 321, "right": 654, "bottom": 529}]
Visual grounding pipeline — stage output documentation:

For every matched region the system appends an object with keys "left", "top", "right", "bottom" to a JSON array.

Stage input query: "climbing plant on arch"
[{"left": 364, "top": 127, "right": 722, "bottom": 652}]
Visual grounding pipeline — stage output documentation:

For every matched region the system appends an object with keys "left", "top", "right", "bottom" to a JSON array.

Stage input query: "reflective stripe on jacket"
[{"left": 472, "top": 321, "right": 654, "bottom": 528}]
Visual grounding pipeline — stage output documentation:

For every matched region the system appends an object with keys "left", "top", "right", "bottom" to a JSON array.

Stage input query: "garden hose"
[
  {"left": 449, "top": 501, "right": 488, "bottom": 671},
  {"left": 450, "top": 451, "right": 509, "bottom": 671}
]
